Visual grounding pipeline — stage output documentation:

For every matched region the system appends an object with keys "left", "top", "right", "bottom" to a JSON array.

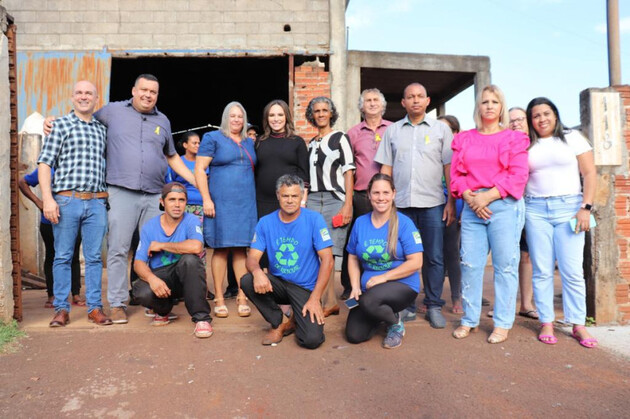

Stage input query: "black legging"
[
  {"left": 345, "top": 281, "right": 418, "bottom": 344},
  {"left": 40, "top": 223, "right": 81, "bottom": 297}
]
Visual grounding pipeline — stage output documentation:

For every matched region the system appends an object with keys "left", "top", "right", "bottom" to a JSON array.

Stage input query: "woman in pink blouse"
[{"left": 450, "top": 85, "right": 529, "bottom": 344}]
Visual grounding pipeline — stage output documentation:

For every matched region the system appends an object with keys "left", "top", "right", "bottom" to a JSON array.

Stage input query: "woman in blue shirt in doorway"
[{"left": 345, "top": 173, "right": 423, "bottom": 349}]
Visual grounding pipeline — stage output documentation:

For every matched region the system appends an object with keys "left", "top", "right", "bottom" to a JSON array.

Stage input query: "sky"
[{"left": 345, "top": 0, "right": 630, "bottom": 129}]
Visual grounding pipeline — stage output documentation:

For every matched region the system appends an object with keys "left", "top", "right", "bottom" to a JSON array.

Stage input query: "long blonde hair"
[{"left": 368, "top": 173, "right": 399, "bottom": 258}]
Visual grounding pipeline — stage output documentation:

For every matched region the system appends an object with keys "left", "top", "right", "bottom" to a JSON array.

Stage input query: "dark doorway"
[{"left": 110, "top": 56, "right": 289, "bottom": 136}]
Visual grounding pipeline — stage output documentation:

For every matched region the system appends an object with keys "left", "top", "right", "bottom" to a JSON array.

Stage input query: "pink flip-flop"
[
  {"left": 538, "top": 322, "right": 557, "bottom": 345},
  {"left": 571, "top": 325, "right": 598, "bottom": 349}
]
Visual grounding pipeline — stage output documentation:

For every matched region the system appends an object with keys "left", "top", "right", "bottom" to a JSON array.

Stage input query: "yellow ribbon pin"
[
  {"left": 155, "top": 126, "right": 160, "bottom": 135},
  {"left": 425, "top": 135, "right": 430, "bottom": 144}
]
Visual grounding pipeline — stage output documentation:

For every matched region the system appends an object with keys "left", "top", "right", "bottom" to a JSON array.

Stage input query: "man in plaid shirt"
[{"left": 38, "top": 80, "right": 113, "bottom": 327}]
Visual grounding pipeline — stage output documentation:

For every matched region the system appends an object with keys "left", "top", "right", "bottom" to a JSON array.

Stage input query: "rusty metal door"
[{"left": 17, "top": 51, "right": 111, "bottom": 129}]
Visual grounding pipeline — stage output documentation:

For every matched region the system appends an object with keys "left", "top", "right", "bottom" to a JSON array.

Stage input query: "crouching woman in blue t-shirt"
[{"left": 345, "top": 174, "right": 424, "bottom": 349}]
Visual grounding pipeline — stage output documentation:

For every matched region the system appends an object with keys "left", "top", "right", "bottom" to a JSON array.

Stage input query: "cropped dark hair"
[
  {"left": 526, "top": 97, "right": 567, "bottom": 147},
  {"left": 305, "top": 97, "right": 339, "bottom": 128},
  {"left": 275, "top": 174, "right": 305, "bottom": 193},
  {"left": 135, "top": 73, "right": 159, "bottom": 86},
  {"left": 437, "top": 115, "right": 460, "bottom": 134}
]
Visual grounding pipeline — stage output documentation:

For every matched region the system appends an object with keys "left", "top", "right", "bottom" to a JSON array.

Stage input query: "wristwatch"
[{"left": 581, "top": 203, "right": 593, "bottom": 211}]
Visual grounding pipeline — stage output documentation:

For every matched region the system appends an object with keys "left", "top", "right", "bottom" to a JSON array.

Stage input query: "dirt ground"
[{"left": 1, "top": 270, "right": 629, "bottom": 418}]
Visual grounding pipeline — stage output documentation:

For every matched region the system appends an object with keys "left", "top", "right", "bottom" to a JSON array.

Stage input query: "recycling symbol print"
[
  {"left": 361, "top": 243, "right": 391, "bottom": 269},
  {"left": 275, "top": 242, "right": 299, "bottom": 267}
]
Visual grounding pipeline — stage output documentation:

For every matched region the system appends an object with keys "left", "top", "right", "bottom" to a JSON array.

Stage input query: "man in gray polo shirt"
[
  {"left": 99, "top": 74, "right": 196, "bottom": 324},
  {"left": 374, "top": 82, "right": 455, "bottom": 329},
  {"left": 47, "top": 74, "right": 197, "bottom": 324}
]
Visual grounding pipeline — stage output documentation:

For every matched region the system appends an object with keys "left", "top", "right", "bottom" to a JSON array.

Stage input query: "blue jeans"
[
  {"left": 52, "top": 194, "right": 108, "bottom": 313},
  {"left": 460, "top": 197, "right": 524, "bottom": 329},
  {"left": 400, "top": 205, "right": 445, "bottom": 308},
  {"left": 525, "top": 194, "right": 586, "bottom": 325}
]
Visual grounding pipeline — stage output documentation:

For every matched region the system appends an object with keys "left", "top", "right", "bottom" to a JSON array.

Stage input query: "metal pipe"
[
  {"left": 172, "top": 123, "right": 220, "bottom": 135},
  {"left": 607, "top": 0, "right": 621, "bottom": 85}
]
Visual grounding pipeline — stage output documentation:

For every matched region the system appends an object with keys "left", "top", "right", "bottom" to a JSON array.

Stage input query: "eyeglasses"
[{"left": 509, "top": 117, "right": 525, "bottom": 125}]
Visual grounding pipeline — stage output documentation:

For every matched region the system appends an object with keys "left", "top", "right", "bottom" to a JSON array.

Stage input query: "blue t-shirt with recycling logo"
[
  {"left": 346, "top": 212, "right": 423, "bottom": 293},
  {"left": 251, "top": 208, "right": 333, "bottom": 291}
]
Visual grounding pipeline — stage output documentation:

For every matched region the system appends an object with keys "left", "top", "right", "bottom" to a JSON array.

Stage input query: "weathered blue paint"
[{"left": 17, "top": 51, "right": 111, "bottom": 130}]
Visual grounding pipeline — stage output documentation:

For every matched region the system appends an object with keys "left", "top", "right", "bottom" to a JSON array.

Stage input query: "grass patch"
[{"left": 0, "top": 320, "right": 25, "bottom": 353}]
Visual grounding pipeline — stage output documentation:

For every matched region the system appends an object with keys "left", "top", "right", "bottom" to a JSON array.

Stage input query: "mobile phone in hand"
[{"left": 345, "top": 297, "right": 359, "bottom": 309}]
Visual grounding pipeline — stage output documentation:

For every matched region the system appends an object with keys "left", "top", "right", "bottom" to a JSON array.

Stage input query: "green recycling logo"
[
  {"left": 361, "top": 240, "right": 392, "bottom": 270},
  {"left": 275, "top": 242, "right": 299, "bottom": 267}
]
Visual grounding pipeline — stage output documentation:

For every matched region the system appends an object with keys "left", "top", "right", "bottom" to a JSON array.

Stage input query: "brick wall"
[
  {"left": 293, "top": 59, "right": 331, "bottom": 141},
  {"left": 5, "top": 0, "right": 330, "bottom": 52},
  {"left": 614, "top": 85, "right": 630, "bottom": 323}
]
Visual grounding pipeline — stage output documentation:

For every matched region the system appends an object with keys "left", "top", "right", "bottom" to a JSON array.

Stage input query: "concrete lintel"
[
  {"left": 110, "top": 48, "right": 331, "bottom": 58},
  {"left": 348, "top": 50, "right": 490, "bottom": 74}
]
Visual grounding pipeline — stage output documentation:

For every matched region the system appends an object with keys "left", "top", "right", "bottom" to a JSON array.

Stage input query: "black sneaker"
[
  {"left": 340, "top": 289, "right": 351, "bottom": 300},
  {"left": 206, "top": 290, "right": 215, "bottom": 301},
  {"left": 223, "top": 288, "right": 239, "bottom": 299},
  {"left": 128, "top": 290, "right": 140, "bottom": 306}
]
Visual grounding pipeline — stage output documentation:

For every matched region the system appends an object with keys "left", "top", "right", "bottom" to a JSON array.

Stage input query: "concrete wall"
[
  {"left": 5, "top": 0, "right": 330, "bottom": 54},
  {"left": 0, "top": 30, "right": 13, "bottom": 320}
]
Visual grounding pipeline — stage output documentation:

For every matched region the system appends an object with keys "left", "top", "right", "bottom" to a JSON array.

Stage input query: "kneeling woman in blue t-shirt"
[{"left": 345, "top": 174, "right": 424, "bottom": 349}]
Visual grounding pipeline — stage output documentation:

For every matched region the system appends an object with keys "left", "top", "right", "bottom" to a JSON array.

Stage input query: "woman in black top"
[{"left": 255, "top": 99, "right": 309, "bottom": 218}]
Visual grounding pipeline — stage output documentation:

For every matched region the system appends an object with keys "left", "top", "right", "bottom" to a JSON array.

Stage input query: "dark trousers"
[
  {"left": 40, "top": 222, "right": 81, "bottom": 297},
  {"left": 241, "top": 272, "right": 324, "bottom": 349},
  {"left": 400, "top": 205, "right": 446, "bottom": 309},
  {"left": 132, "top": 254, "right": 211, "bottom": 323},
  {"left": 444, "top": 220, "right": 462, "bottom": 301},
  {"left": 341, "top": 190, "right": 373, "bottom": 292},
  {"left": 345, "top": 282, "right": 418, "bottom": 344}
]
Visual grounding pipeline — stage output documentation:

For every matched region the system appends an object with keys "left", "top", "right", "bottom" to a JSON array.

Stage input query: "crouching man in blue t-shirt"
[
  {"left": 241, "top": 174, "right": 334, "bottom": 349},
  {"left": 133, "top": 182, "right": 213, "bottom": 338}
]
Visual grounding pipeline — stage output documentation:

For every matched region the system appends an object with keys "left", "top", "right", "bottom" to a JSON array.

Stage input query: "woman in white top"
[{"left": 524, "top": 97, "right": 597, "bottom": 348}]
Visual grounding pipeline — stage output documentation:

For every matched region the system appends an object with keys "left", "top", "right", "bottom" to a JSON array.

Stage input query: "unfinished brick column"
[
  {"left": 581, "top": 86, "right": 630, "bottom": 324},
  {"left": 293, "top": 59, "right": 331, "bottom": 142},
  {"left": 613, "top": 85, "right": 630, "bottom": 323}
]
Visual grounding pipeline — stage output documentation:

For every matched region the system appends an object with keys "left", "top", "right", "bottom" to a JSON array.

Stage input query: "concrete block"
[
  {"left": 127, "top": 33, "right": 153, "bottom": 48},
  {"left": 153, "top": 34, "right": 178, "bottom": 48},
  {"left": 104, "top": 34, "right": 131, "bottom": 49},
  {"left": 190, "top": 0, "right": 229, "bottom": 12},
  {"left": 45, "top": 22, "right": 72, "bottom": 35},
  {"left": 118, "top": 0, "right": 145, "bottom": 11},
  {"left": 258, "top": 22, "right": 285, "bottom": 34},
  {"left": 35, "top": 11, "right": 61, "bottom": 23},
  {"left": 153, "top": 11, "right": 177, "bottom": 23},
  {"left": 21, "top": 33, "right": 60, "bottom": 48},
  {"left": 246, "top": 33, "right": 270, "bottom": 47},
  {"left": 198, "top": 33, "right": 224, "bottom": 47},
  {"left": 120, "top": 11, "right": 152, "bottom": 22},
  {"left": 223, "top": 34, "right": 247, "bottom": 48},
  {"left": 9, "top": 10, "right": 38, "bottom": 23},
  {"left": 198, "top": 11, "right": 223, "bottom": 23},
  {"left": 208, "top": 22, "right": 235, "bottom": 34},
  {"left": 269, "top": 33, "right": 293, "bottom": 47},
  {"left": 223, "top": 11, "right": 250, "bottom": 23},
  {"left": 163, "top": 0, "right": 191, "bottom": 11},
  {"left": 234, "top": 22, "right": 258, "bottom": 34},
  {"left": 46, "top": 0, "right": 74, "bottom": 11},
  {"left": 94, "top": 0, "right": 121, "bottom": 10},
  {"left": 282, "top": 0, "right": 306, "bottom": 11},
  {"left": 236, "top": 0, "right": 282, "bottom": 11},
  {"left": 4, "top": 0, "right": 46, "bottom": 11},
  {"left": 82, "top": 34, "right": 110, "bottom": 50},
  {"left": 176, "top": 11, "right": 203, "bottom": 23},
  {"left": 176, "top": 33, "right": 200, "bottom": 47},
  {"left": 119, "top": 22, "right": 159, "bottom": 34},
  {"left": 308, "top": 0, "right": 329, "bottom": 11}
]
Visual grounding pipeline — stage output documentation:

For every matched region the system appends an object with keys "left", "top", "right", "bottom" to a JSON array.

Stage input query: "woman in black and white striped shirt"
[{"left": 305, "top": 96, "right": 356, "bottom": 317}]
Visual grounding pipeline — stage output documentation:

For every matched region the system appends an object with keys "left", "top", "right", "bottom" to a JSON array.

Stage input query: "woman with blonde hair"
[
  {"left": 196, "top": 101, "right": 257, "bottom": 318},
  {"left": 450, "top": 85, "right": 529, "bottom": 344}
]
